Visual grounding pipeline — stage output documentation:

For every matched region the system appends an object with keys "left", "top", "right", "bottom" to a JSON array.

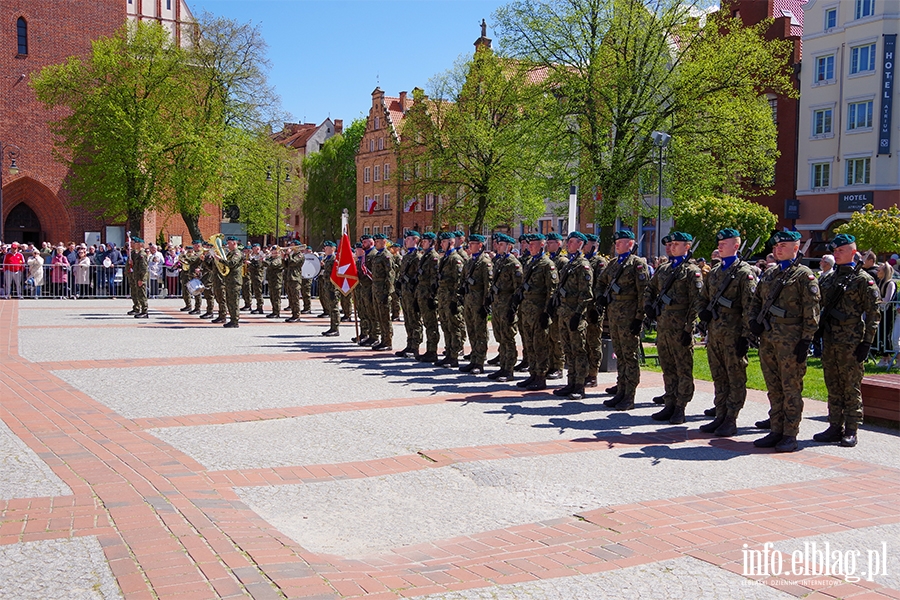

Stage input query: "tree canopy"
[
  {"left": 834, "top": 205, "right": 900, "bottom": 255},
  {"left": 670, "top": 194, "right": 777, "bottom": 260}
]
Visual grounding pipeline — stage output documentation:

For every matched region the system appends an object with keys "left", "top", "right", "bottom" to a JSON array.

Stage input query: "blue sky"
[{"left": 187, "top": 0, "right": 509, "bottom": 128}]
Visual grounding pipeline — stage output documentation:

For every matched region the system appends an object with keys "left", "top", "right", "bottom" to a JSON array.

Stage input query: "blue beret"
[
  {"left": 716, "top": 228, "right": 740, "bottom": 241},
  {"left": 322, "top": 241, "right": 336, "bottom": 247},
  {"left": 830, "top": 233, "right": 855, "bottom": 248},
  {"left": 771, "top": 230, "right": 801, "bottom": 243},
  {"left": 372, "top": 233, "right": 387, "bottom": 240},
  {"left": 131, "top": 236, "right": 144, "bottom": 243},
  {"left": 669, "top": 231, "right": 693, "bottom": 242},
  {"left": 567, "top": 231, "right": 587, "bottom": 242},
  {"left": 469, "top": 234, "right": 486, "bottom": 243},
  {"left": 439, "top": 232, "right": 454, "bottom": 240},
  {"left": 422, "top": 232, "right": 437, "bottom": 241},
  {"left": 613, "top": 230, "right": 635, "bottom": 240},
  {"left": 546, "top": 232, "right": 564, "bottom": 241},
  {"left": 405, "top": 230, "right": 421, "bottom": 238},
  {"left": 585, "top": 234, "right": 599, "bottom": 242}
]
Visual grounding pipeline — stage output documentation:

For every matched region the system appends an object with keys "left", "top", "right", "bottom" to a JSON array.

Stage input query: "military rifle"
[
  {"left": 814, "top": 261, "right": 863, "bottom": 341},
  {"left": 705, "top": 237, "right": 759, "bottom": 320},
  {"left": 753, "top": 238, "right": 811, "bottom": 331},
  {"left": 648, "top": 243, "right": 697, "bottom": 319}
]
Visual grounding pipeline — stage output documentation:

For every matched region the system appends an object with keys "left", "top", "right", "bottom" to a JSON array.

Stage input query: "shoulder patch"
[
  {"left": 551, "top": 271, "right": 558, "bottom": 281},
  {"left": 636, "top": 264, "right": 644, "bottom": 270},
  {"left": 694, "top": 272, "right": 701, "bottom": 277},
  {"left": 748, "top": 274, "right": 754, "bottom": 280},
  {"left": 867, "top": 279, "right": 875, "bottom": 285},
  {"left": 695, "top": 280, "right": 703, "bottom": 289},
  {"left": 810, "top": 284, "right": 819, "bottom": 295},
  {"left": 808, "top": 274, "right": 815, "bottom": 280}
]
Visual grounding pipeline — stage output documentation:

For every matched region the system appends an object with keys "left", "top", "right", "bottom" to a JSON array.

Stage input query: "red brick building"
[{"left": 0, "top": 0, "right": 200, "bottom": 247}]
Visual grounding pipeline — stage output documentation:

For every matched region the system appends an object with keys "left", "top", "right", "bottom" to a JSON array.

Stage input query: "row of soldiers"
[{"left": 348, "top": 227, "right": 882, "bottom": 451}]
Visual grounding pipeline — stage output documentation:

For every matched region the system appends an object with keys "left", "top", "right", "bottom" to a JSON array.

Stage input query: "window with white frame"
[
  {"left": 374, "top": 226, "right": 380, "bottom": 235},
  {"left": 850, "top": 43, "right": 876, "bottom": 74},
  {"left": 846, "top": 157, "right": 870, "bottom": 185},
  {"left": 373, "top": 165, "right": 380, "bottom": 182},
  {"left": 374, "top": 116, "right": 380, "bottom": 130},
  {"left": 847, "top": 100, "right": 874, "bottom": 130},
  {"left": 364, "top": 167, "right": 371, "bottom": 183},
  {"left": 383, "top": 193, "right": 390, "bottom": 210},
  {"left": 813, "top": 108, "right": 833, "bottom": 136},
  {"left": 363, "top": 226, "right": 371, "bottom": 236},
  {"left": 815, "top": 55, "right": 835, "bottom": 83},
  {"left": 414, "top": 195, "right": 422, "bottom": 212},
  {"left": 383, "top": 163, "right": 390, "bottom": 180},
  {"left": 369, "top": 139, "right": 375, "bottom": 152},
  {"left": 425, "top": 193, "right": 435, "bottom": 211},
  {"left": 811, "top": 163, "right": 831, "bottom": 188},
  {"left": 378, "top": 137, "right": 384, "bottom": 150},
  {"left": 364, "top": 195, "right": 370, "bottom": 211},
  {"left": 825, "top": 7, "right": 837, "bottom": 29},
  {"left": 374, "top": 195, "right": 380, "bottom": 211},
  {"left": 855, "top": 0, "right": 874, "bottom": 19}
]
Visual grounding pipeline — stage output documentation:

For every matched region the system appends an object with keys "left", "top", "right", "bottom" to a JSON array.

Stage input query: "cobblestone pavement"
[{"left": 1, "top": 299, "right": 898, "bottom": 599}]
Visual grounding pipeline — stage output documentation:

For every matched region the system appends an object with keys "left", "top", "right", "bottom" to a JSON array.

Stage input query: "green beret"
[
  {"left": 292, "top": 239, "right": 303, "bottom": 246},
  {"left": 613, "top": 230, "right": 635, "bottom": 240},
  {"left": 405, "top": 230, "right": 421, "bottom": 238},
  {"left": 372, "top": 233, "right": 387, "bottom": 240},
  {"left": 668, "top": 231, "right": 693, "bottom": 242},
  {"left": 662, "top": 235, "right": 672, "bottom": 245},
  {"left": 322, "top": 241, "right": 336, "bottom": 247},
  {"left": 354, "top": 242, "right": 362, "bottom": 248},
  {"left": 546, "top": 232, "right": 564, "bottom": 241},
  {"left": 585, "top": 234, "right": 599, "bottom": 242},
  {"left": 454, "top": 230, "right": 465, "bottom": 238},
  {"left": 226, "top": 236, "right": 240, "bottom": 242},
  {"left": 567, "top": 231, "right": 587, "bottom": 242},
  {"left": 360, "top": 234, "right": 373, "bottom": 241},
  {"left": 504, "top": 234, "right": 517, "bottom": 244},
  {"left": 518, "top": 234, "right": 529, "bottom": 242},
  {"left": 252, "top": 243, "right": 261, "bottom": 248},
  {"left": 530, "top": 233, "right": 546, "bottom": 241},
  {"left": 422, "top": 232, "right": 437, "bottom": 241},
  {"left": 716, "top": 228, "right": 740, "bottom": 241},
  {"left": 439, "top": 232, "right": 454, "bottom": 240},
  {"left": 192, "top": 239, "right": 203, "bottom": 245},
  {"left": 131, "top": 236, "right": 144, "bottom": 243},
  {"left": 830, "top": 233, "right": 856, "bottom": 248},
  {"left": 771, "top": 230, "right": 801, "bottom": 243},
  {"left": 469, "top": 234, "right": 486, "bottom": 243}
]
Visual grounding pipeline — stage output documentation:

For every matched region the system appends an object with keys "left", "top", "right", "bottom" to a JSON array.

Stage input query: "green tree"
[
  {"left": 495, "top": 0, "right": 794, "bottom": 246},
  {"left": 399, "top": 48, "right": 564, "bottom": 234},
  {"left": 301, "top": 118, "right": 366, "bottom": 244},
  {"left": 835, "top": 204, "right": 900, "bottom": 255},
  {"left": 32, "top": 21, "right": 190, "bottom": 235},
  {"left": 670, "top": 194, "right": 777, "bottom": 259}
]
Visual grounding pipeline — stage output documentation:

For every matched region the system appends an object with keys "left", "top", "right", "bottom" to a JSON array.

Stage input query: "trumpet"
[{"left": 207, "top": 233, "right": 230, "bottom": 277}]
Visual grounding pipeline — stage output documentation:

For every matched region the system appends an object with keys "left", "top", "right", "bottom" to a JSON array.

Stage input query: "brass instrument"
[
  {"left": 207, "top": 233, "right": 230, "bottom": 276},
  {"left": 181, "top": 249, "right": 192, "bottom": 271}
]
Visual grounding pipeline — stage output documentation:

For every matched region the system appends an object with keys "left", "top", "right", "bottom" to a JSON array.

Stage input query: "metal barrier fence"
[
  {"left": 873, "top": 299, "right": 899, "bottom": 357},
  {"left": 0, "top": 264, "right": 320, "bottom": 300}
]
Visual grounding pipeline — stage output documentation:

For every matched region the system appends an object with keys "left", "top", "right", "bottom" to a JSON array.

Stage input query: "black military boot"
[
  {"left": 223, "top": 320, "right": 239, "bottom": 328},
  {"left": 546, "top": 369, "right": 563, "bottom": 380},
  {"left": 321, "top": 328, "right": 339, "bottom": 337},
  {"left": 487, "top": 355, "right": 501, "bottom": 366},
  {"left": 514, "top": 360, "right": 530, "bottom": 372},
  {"left": 241, "top": 305, "right": 252, "bottom": 311},
  {"left": 604, "top": 384, "right": 618, "bottom": 395},
  {"left": 584, "top": 375, "right": 597, "bottom": 388},
  {"left": 614, "top": 390, "right": 635, "bottom": 411},
  {"left": 460, "top": 362, "right": 483, "bottom": 374},
  {"left": 668, "top": 405, "right": 686, "bottom": 425},
  {"left": 525, "top": 376, "right": 547, "bottom": 391},
  {"left": 200, "top": 312, "right": 214, "bottom": 319},
  {"left": 651, "top": 395, "right": 666, "bottom": 405},
  {"left": 444, "top": 357, "right": 459, "bottom": 368},
  {"left": 372, "top": 341, "right": 392, "bottom": 351},
  {"left": 699, "top": 415, "right": 725, "bottom": 433},
  {"left": 840, "top": 428, "right": 858, "bottom": 447},
  {"left": 495, "top": 370, "right": 514, "bottom": 382},
  {"left": 180, "top": 305, "right": 191, "bottom": 312},
  {"left": 703, "top": 406, "right": 717, "bottom": 417},
  {"left": 188, "top": 308, "right": 200, "bottom": 315},
  {"left": 603, "top": 391, "right": 623, "bottom": 407},
  {"left": 418, "top": 351, "right": 438, "bottom": 363},
  {"left": 775, "top": 435, "right": 798, "bottom": 452},
  {"left": 812, "top": 423, "right": 843, "bottom": 443},
  {"left": 568, "top": 384, "right": 585, "bottom": 400},
  {"left": 553, "top": 381, "right": 575, "bottom": 397},
  {"left": 713, "top": 415, "right": 738, "bottom": 437},
  {"left": 651, "top": 403, "right": 676, "bottom": 422},
  {"left": 266, "top": 313, "right": 279, "bottom": 318},
  {"left": 517, "top": 374, "right": 536, "bottom": 388},
  {"left": 395, "top": 347, "right": 414, "bottom": 357},
  {"left": 755, "top": 418, "right": 771, "bottom": 429},
  {"left": 753, "top": 431, "right": 783, "bottom": 448},
  {"left": 211, "top": 316, "right": 226, "bottom": 324}
]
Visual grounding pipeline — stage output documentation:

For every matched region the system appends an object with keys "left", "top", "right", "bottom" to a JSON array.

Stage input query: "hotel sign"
[
  {"left": 878, "top": 34, "right": 896, "bottom": 155},
  {"left": 839, "top": 191, "right": 873, "bottom": 212}
]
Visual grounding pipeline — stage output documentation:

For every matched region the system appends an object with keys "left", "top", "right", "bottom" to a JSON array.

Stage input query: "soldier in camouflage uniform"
[
  {"left": 436, "top": 232, "right": 466, "bottom": 368},
  {"left": 264, "top": 246, "right": 283, "bottom": 318},
  {"left": 583, "top": 234, "right": 608, "bottom": 387},
  {"left": 283, "top": 241, "right": 305, "bottom": 322},
  {"left": 241, "top": 246, "right": 252, "bottom": 311},
  {"left": 597, "top": 230, "right": 649, "bottom": 409},
  {"left": 514, "top": 234, "right": 532, "bottom": 372},
  {"left": 299, "top": 244, "right": 313, "bottom": 314},
  {"left": 389, "top": 243, "right": 402, "bottom": 321},
  {"left": 129, "top": 237, "right": 150, "bottom": 318},
  {"left": 515, "top": 234, "right": 558, "bottom": 391},
  {"left": 220, "top": 237, "right": 244, "bottom": 328},
  {"left": 460, "top": 234, "right": 493, "bottom": 374},
  {"left": 210, "top": 243, "right": 227, "bottom": 324},
  {"left": 748, "top": 230, "right": 821, "bottom": 453},
  {"left": 183, "top": 241, "right": 204, "bottom": 315},
  {"left": 354, "top": 236, "right": 379, "bottom": 345},
  {"left": 369, "top": 233, "right": 395, "bottom": 350},
  {"left": 396, "top": 231, "right": 422, "bottom": 358},
  {"left": 488, "top": 234, "right": 522, "bottom": 381},
  {"left": 697, "top": 228, "right": 757, "bottom": 437},
  {"left": 247, "top": 244, "right": 266, "bottom": 314},
  {"left": 546, "top": 233, "right": 568, "bottom": 380},
  {"left": 453, "top": 231, "right": 469, "bottom": 353},
  {"left": 199, "top": 244, "right": 217, "bottom": 319},
  {"left": 318, "top": 241, "right": 340, "bottom": 336},
  {"left": 813, "top": 234, "right": 881, "bottom": 448},
  {"left": 643, "top": 231, "right": 703, "bottom": 423},
  {"left": 551, "top": 232, "right": 593, "bottom": 400},
  {"left": 179, "top": 242, "right": 198, "bottom": 312},
  {"left": 415, "top": 233, "right": 441, "bottom": 363}
]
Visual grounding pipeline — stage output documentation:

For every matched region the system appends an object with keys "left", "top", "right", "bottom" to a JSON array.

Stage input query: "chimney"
[
  {"left": 399, "top": 91, "right": 408, "bottom": 113},
  {"left": 334, "top": 119, "right": 343, "bottom": 135}
]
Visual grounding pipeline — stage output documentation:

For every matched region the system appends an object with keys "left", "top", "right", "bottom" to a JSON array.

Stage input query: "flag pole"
[{"left": 341, "top": 209, "right": 360, "bottom": 341}]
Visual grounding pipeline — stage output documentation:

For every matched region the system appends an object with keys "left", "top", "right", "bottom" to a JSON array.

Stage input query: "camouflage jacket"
[{"left": 819, "top": 264, "right": 881, "bottom": 344}]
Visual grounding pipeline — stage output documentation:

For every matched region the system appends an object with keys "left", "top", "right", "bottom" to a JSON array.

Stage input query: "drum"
[
  {"left": 301, "top": 253, "right": 321, "bottom": 279},
  {"left": 186, "top": 278, "right": 205, "bottom": 296}
]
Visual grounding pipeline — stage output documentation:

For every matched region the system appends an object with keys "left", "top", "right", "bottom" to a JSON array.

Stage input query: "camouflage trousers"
[
  {"left": 463, "top": 297, "right": 489, "bottom": 364},
  {"left": 822, "top": 333, "right": 864, "bottom": 430},
  {"left": 320, "top": 284, "right": 340, "bottom": 329},
  {"left": 355, "top": 284, "right": 377, "bottom": 338},
  {"left": 225, "top": 284, "right": 240, "bottom": 323},
  {"left": 391, "top": 291, "right": 401, "bottom": 320},
  {"left": 585, "top": 319, "right": 603, "bottom": 378},
  {"left": 180, "top": 272, "right": 192, "bottom": 308},
  {"left": 340, "top": 293, "right": 352, "bottom": 320},
  {"left": 285, "top": 279, "right": 301, "bottom": 318},
  {"left": 401, "top": 290, "right": 423, "bottom": 349},
  {"left": 267, "top": 281, "right": 282, "bottom": 315},
  {"left": 250, "top": 277, "right": 264, "bottom": 310},
  {"left": 707, "top": 315, "right": 747, "bottom": 417},
  {"left": 373, "top": 286, "right": 393, "bottom": 344},
  {"left": 491, "top": 298, "right": 518, "bottom": 372},
  {"left": 202, "top": 282, "right": 215, "bottom": 314},
  {"left": 213, "top": 279, "right": 225, "bottom": 318},
  {"left": 415, "top": 291, "right": 440, "bottom": 353},
  {"left": 656, "top": 310, "right": 694, "bottom": 408},
  {"left": 241, "top": 279, "right": 251, "bottom": 307},
  {"left": 557, "top": 306, "right": 588, "bottom": 383},
  {"left": 607, "top": 301, "right": 641, "bottom": 394},
  {"left": 438, "top": 295, "right": 465, "bottom": 356},
  {"left": 301, "top": 279, "right": 312, "bottom": 311},
  {"left": 758, "top": 326, "right": 807, "bottom": 437},
  {"left": 521, "top": 301, "right": 551, "bottom": 376},
  {"left": 549, "top": 318, "right": 564, "bottom": 372},
  {"left": 132, "top": 281, "right": 148, "bottom": 313}
]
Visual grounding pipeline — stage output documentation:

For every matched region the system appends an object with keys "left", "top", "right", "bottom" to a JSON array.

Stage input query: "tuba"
[{"left": 207, "top": 233, "right": 230, "bottom": 277}]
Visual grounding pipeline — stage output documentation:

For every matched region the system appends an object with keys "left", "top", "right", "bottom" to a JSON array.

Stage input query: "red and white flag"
[
  {"left": 366, "top": 197, "right": 377, "bottom": 214},
  {"left": 403, "top": 198, "right": 418, "bottom": 213},
  {"left": 331, "top": 218, "right": 358, "bottom": 296}
]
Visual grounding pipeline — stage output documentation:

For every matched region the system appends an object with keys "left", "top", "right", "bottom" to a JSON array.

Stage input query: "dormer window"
[{"left": 17, "top": 17, "right": 27, "bottom": 55}]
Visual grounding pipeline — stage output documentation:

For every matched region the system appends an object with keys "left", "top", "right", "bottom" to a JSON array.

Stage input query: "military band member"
[
  {"left": 241, "top": 246, "right": 252, "bottom": 311},
  {"left": 436, "top": 232, "right": 466, "bottom": 368},
  {"left": 370, "top": 233, "right": 395, "bottom": 350},
  {"left": 296, "top": 244, "right": 312, "bottom": 314},
  {"left": 515, "top": 234, "right": 558, "bottom": 391},
  {"left": 546, "top": 232, "right": 568, "bottom": 380},
  {"left": 460, "top": 234, "right": 493, "bottom": 374},
  {"left": 415, "top": 232, "right": 442, "bottom": 363},
  {"left": 813, "top": 234, "right": 881, "bottom": 448},
  {"left": 551, "top": 232, "right": 593, "bottom": 400},
  {"left": 643, "top": 231, "right": 703, "bottom": 423},
  {"left": 247, "top": 244, "right": 265, "bottom": 314},
  {"left": 210, "top": 242, "right": 227, "bottom": 324},
  {"left": 264, "top": 246, "right": 284, "bottom": 318},
  {"left": 748, "top": 230, "right": 820, "bottom": 453},
  {"left": 283, "top": 240, "right": 305, "bottom": 322},
  {"left": 697, "top": 228, "right": 757, "bottom": 437},
  {"left": 184, "top": 240, "right": 204, "bottom": 315},
  {"left": 396, "top": 231, "right": 423, "bottom": 358},
  {"left": 597, "top": 230, "right": 648, "bottom": 409},
  {"left": 319, "top": 241, "right": 340, "bottom": 336},
  {"left": 583, "top": 234, "right": 608, "bottom": 387},
  {"left": 220, "top": 236, "right": 244, "bottom": 327},
  {"left": 179, "top": 243, "right": 197, "bottom": 312},
  {"left": 129, "top": 237, "right": 150, "bottom": 318},
  {"left": 488, "top": 234, "right": 523, "bottom": 381},
  {"left": 199, "top": 244, "right": 217, "bottom": 319}
]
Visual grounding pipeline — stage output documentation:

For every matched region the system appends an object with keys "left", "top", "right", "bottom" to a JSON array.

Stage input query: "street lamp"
[
  {"left": 0, "top": 142, "right": 21, "bottom": 243},
  {"left": 651, "top": 131, "right": 671, "bottom": 260},
  {"left": 266, "top": 160, "right": 292, "bottom": 243}
]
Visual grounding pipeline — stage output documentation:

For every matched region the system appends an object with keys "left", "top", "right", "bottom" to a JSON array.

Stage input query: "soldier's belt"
[
  {"left": 661, "top": 304, "right": 688, "bottom": 311},
  {"left": 611, "top": 294, "right": 637, "bottom": 301},
  {"left": 769, "top": 316, "right": 802, "bottom": 324}
]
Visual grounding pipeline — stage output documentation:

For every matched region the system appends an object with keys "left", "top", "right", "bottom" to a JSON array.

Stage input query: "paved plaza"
[{"left": 0, "top": 299, "right": 898, "bottom": 599}]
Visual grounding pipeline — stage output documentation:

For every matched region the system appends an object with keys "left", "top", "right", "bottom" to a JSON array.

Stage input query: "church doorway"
[{"left": 4, "top": 202, "right": 42, "bottom": 245}]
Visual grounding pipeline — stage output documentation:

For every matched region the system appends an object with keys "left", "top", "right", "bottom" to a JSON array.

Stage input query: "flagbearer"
[
  {"left": 319, "top": 241, "right": 340, "bottom": 336},
  {"left": 396, "top": 231, "right": 423, "bottom": 358}
]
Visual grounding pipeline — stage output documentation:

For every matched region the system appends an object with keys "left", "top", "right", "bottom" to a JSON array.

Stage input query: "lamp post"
[
  {"left": 0, "top": 143, "right": 21, "bottom": 243},
  {"left": 266, "top": 160, "right": 292, "bottom": 244},
  {"left": 651, "top": 131, "right": 671, "bottom": 260}
]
